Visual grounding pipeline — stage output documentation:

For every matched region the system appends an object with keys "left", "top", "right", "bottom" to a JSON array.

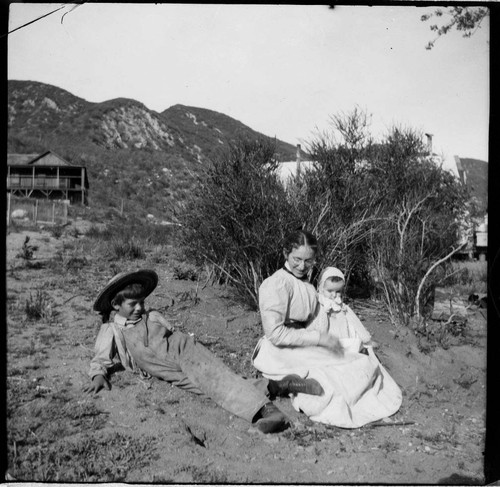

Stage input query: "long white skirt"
[{"left": 252, "top": 337, "right": 402, "bottom": 428}]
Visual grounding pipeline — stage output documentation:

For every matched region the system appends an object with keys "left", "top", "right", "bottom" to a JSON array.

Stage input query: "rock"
[
  {"left": 11, "top": 209, "right": 28, "bottom": 219},
  {"left": 469, "top": 294, "right": 487, "bottom": 308}
]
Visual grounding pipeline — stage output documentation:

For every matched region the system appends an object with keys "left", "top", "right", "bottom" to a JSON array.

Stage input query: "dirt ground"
[{"left": 5, "top": 225, "right": 488, "bottom": 484}]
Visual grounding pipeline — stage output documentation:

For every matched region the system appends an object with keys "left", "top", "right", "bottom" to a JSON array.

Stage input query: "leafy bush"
[
  {"left": 362, "top": 129, "right": 468, "bottom": 326},
  {"left": 287, "top": 108, "right": 380, "bottom": 285},
  {"left": 299, "top": 112, "right": 468, "bottom": 327},
  {"left": 178, "top": 138, "right": 298, "bottom": 308},
  {"left": 177, "top": 111, "right": 469, "bottom": 327}
]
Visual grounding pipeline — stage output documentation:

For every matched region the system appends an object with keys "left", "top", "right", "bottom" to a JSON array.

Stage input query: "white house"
[{"left": 276, "top": 144, "right": 316, "bottom": 184}]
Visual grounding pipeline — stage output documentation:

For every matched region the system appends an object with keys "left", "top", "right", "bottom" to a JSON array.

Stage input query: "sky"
[{"left": 7, "top": 4, "right": 490, "bottom": 163}]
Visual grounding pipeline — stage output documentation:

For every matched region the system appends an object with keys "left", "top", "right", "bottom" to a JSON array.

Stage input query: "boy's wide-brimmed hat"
[{"left": 93, "top": 269, "right": 158, "bottom": 313}]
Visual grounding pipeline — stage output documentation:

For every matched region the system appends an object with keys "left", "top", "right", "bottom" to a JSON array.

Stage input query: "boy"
[{"left": 83, "top": 269, "right": 324, "bottom": 434}]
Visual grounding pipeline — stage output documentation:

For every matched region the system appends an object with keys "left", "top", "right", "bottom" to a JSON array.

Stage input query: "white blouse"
[{"left": 258, "top": 267, "right": 321, "bottom": 347}]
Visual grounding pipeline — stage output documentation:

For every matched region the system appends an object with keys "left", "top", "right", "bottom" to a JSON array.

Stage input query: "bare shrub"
[
  {"left": 177, "top": 138, "right": 298, "bottom": 308},
  {"left": 176, "top": 111, "right": 468, "bottom": 333},
  {"left": 364, "top": 128, "right": 468, "bottom": 327},
  {"left": 300, "top": 113, "right": 467, "bottom": 328},
  {"left": 290, "top": 109, "right": 382, "bottom": 286}
]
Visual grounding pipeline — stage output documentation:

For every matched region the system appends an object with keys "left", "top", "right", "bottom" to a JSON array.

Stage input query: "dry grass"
[
  {"left": 24, "top": 290, "right": 57, "bottom": 322},
  {"left": 6, "top": 375, "right": 159, "bottom": 482},
  {"left": 442, "top": 260, "right": 487, "bottom": 295}
]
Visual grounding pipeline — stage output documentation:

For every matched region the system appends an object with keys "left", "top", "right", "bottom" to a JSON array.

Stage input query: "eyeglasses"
[{"left": 291, "top": 256, "right": 316, "bottom": 267}]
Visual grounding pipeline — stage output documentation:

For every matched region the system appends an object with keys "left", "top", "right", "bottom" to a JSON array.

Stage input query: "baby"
[{"left": 308, "top": 267, "right": 377, "bottom": 350}]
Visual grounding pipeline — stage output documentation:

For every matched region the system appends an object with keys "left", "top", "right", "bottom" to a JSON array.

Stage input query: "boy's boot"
[
  {"left": 253, "top": 402, "right": 290, "bottom": 434},
  {"left": 268, "top": 374, "right": 324, "bottom": 398}
]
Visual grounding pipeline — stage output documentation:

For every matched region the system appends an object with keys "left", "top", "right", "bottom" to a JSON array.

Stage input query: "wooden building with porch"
[{"left": 7, "top": 151, "right": 89, "bottom": 205}]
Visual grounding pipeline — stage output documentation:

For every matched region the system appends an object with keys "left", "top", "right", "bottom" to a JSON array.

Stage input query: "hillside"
[
  {"left": 161, "top": 104, "right": 299, "bottom": 163},
  {"left": 7, "top": 80, "right": 487, "bottom": 224},
  {"left": 7, "top": 80, "right": 304, "bottom": 222},
  {"left": 460, "top": 158, "right": 488, "bottom": 215}
]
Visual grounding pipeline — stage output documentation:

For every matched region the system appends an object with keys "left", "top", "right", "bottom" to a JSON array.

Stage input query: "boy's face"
[
  {"left": 113, "top": 298, "right": 145, "bottom": 320},
  {"left": 322, "top": 279, "right": 344, "bottom": 301}
]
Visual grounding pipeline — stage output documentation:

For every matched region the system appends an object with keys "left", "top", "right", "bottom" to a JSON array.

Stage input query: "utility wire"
[
  {"left": 61, "top": 3, "right": 84, "bottom": 24},
  {"left": 2, "top": 3, "right": 79, "bottom": 39}
]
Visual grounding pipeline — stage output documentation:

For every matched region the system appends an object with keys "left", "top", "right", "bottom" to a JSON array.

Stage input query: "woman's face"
[{"left": 285, "top": 245, "right": 316, "bottom": 279}]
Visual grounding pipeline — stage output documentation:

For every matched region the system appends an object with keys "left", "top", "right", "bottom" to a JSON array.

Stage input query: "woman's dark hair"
[
  {"left": 283, "top": 229, "right": 318, "bottom": 256},
  {"left": 111, "top": 283, "right": 146, "bottom": 307}
]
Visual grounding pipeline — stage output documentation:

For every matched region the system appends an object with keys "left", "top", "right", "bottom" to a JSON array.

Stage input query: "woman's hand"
[
  {"left": 319, "top": 333, "right": 344, "bottom": 356},
  {"left": 82, "top": 375, "right": 111, "bottom": 394}
]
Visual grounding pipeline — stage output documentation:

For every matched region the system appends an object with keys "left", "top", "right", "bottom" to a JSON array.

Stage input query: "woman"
[{"left": 252, "top": 230, "right": 402, "bottom": 428}]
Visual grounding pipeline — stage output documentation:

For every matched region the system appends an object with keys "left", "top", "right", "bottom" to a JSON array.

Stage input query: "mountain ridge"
[
  {"left": 7, "top": 79, "right": 304, "bottom": 221},
  {"left": 7, "top": 80, "right": 487, "bottom": 222},
  {"left": 8, "top": 80, "right": 301, "bottom": 158}
]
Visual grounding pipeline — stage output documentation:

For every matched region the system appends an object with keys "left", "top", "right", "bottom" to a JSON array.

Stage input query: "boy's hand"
[{"left": 83, "top": 375, "right": 111, "bottom": 394}]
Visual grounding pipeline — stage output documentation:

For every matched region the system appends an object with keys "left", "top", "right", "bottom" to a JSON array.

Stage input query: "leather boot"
[
  {"left": 268, "top": 374, "right": 324, "bottom": 398},
  {"left": 253, "top": 402, "right": 290, "bottom": 434}
]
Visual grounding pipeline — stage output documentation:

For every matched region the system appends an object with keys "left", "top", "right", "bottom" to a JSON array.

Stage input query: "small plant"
[
  {"left": 24, "top": 291, "right": 56, "bottom": 322},
  {"left": 18, "top": 337, "right": 38, "bottom": 356},
  {"left": 110, "top": 239, "right": 145, "bottom": 260},
  {"left": 63, "top": 255, "right": 88, "bottom": 271},
  {"left": 16, "top": 236, "right": 38, "bottom": 261},
  {"left": 414, "top": 426, "right": 458, "bottom": 447},
  {"left": 453, "top": 374, "right": 478, "bottom": 390},
  {"left": 150, "top": 245, "right": 169, "bottom": 263},
  {"left": 49, "top": 225, "right": 65, "bottom": 239},
  {"left": 379, "top": 438, "right": 399, "bottom": 454},
  {"left": 282, "top": 425, "right": 338, "bottom": 446},
  {"left": 175, "top": 284, "right": 201, "bottom": 307},
  {"left": 173, "top": 263, "right": 199, "bottom": 281},
  {"left": 86, "top": 224, "right": 111, "bottom": 239},
  {"left": 414, "top": 312, "right": 469, "bottom": 351}
]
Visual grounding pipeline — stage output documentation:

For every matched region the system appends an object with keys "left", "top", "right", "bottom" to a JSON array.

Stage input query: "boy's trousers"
[{"left": 123, "top": 323, "right": 270, "bottom": 424}]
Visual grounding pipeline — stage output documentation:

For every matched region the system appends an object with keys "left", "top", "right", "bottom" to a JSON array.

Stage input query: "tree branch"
[{"left": 415, "top": 242, "right": 467, "bottom": 318}]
